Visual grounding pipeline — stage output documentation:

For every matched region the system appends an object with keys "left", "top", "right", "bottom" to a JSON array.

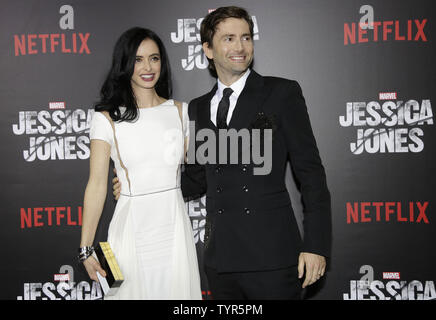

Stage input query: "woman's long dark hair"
[{"left": 95, "top": 27, "right": 172, "bottom": 122}]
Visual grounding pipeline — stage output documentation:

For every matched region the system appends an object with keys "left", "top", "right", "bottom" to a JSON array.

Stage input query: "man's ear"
[{"left": 202, "top": 42, "right": 213, "bottom": 60}]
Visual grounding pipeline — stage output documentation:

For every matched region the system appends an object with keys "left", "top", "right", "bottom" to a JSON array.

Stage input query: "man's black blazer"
[{"left": 182, "top": 70, "right": 331, "bottom": 273}]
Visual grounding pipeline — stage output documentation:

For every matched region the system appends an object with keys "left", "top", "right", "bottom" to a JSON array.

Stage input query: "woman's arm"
[{"left": 79, "top": 139, "right": 111, "bottom": 280}]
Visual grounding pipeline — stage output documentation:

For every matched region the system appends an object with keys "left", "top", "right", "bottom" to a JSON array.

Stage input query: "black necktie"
[{"left": 216, "top": 87, "right": 233, "bottom": 129}]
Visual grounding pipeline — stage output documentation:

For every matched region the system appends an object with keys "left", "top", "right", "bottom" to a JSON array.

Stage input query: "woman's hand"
[{"left": 83, "top": 255, "right": 107, "bottom": 282}]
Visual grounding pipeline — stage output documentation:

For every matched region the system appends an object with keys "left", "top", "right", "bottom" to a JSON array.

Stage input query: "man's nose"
[{"left": 233, "top": 39, "right": 244, "bottom": 51}]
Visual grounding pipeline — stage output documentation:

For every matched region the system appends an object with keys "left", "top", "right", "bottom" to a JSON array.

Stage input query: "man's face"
[{"left": 203, "top": 17, "right": 254, "bottom": 83}]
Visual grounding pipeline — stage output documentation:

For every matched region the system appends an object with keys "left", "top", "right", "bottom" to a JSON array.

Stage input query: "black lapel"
[
  {"left": 228, "top": 70, "right": 268, "bottom": 130},
  {"left": 197, "top": 83, "right": 218, "bottom": 130}
]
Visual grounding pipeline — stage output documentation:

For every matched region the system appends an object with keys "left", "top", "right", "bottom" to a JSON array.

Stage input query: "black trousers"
[{"left": 205, "top": 266, "right": 302, "bottom": 300}]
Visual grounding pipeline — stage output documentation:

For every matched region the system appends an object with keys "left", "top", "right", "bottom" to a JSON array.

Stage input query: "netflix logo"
[
  {"left": 344, "top": 5, "right": 428, "bottom": 45},
  {"left": 13, "top": 5, "right": 91, "bottom": 56},
  {"left": 346, "top": 201, "right": 429, "bottom": 224},
  {"left": 20, "top": 206, "right": 83, "bottom": 229},
  {"left": 344, "top": 20, "right": 428, "bottom": 45},
  {"left": 14, "top": 33, "right": 90, "bottom": 56}
]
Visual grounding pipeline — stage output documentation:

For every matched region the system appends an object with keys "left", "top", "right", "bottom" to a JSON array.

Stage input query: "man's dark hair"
[{"left": 200, "top": 6, "right": 254, "bottom": 77}]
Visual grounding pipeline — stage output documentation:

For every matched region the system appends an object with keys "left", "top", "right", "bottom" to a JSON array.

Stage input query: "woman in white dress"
[{"left": 79, "top": 27, "right": 202, "bottom": 300}]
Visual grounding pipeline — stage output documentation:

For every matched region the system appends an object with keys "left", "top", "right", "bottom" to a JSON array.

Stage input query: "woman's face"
[{"left": 131, "top": 38, "right": 161, "bottom": 92}]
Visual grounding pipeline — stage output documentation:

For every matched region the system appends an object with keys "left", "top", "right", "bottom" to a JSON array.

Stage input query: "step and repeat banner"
[{"left": 1, "top": 0, "right": 434, "bottom": 300}]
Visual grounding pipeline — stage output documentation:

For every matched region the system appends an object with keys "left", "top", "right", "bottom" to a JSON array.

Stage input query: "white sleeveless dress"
[{"left": 89, "top": 100, "right": 202, "bottom": 300}]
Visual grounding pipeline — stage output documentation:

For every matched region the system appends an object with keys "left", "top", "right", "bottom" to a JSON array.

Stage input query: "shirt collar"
[{"left": 217, "top": 68, "right": 251, "bottom": 98}]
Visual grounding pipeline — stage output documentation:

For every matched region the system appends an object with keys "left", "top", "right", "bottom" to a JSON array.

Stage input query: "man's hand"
[
  {"left": 112, "top": 168, "right": 121, "bottom": 200},
  {"left": 298, "top": 252, "right": 326, "bottom": 288}
]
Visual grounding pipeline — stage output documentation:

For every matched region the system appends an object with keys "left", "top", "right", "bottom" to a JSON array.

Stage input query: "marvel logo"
[
  {"left": 49, "top": 102, "right": 66, "bottom": 109},
  {"left": 382, "top": 272, "right": 400, "bottom": 280},
  {"left": 379, "top": 92, "right": 397, "bottom": 100},
  {"left": 54, "top": 273, "right": 70, "bottom": 282}
]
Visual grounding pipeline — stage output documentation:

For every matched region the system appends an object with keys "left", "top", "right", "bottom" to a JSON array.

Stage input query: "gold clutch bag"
[{"left": 94, "top": 242, "right": 124, "bottom": 296}]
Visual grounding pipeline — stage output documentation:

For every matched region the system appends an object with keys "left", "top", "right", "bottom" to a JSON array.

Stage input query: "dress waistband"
[{"left": 120, "top": 186, "right": 180, "bottom": 197}]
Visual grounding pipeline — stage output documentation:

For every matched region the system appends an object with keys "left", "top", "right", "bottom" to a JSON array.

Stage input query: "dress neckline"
[{"left": 138, "top": 99, "right": 174, "bottom": 110}]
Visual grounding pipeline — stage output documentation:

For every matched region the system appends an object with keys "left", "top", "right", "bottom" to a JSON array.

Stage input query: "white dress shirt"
[{"left": 210, "top": 69, "right": 251, "bottom": 126}]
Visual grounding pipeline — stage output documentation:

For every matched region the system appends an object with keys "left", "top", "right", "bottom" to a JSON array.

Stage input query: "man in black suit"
[{"left": 181, "top": 6, "right": 332, "bottom": 299}]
